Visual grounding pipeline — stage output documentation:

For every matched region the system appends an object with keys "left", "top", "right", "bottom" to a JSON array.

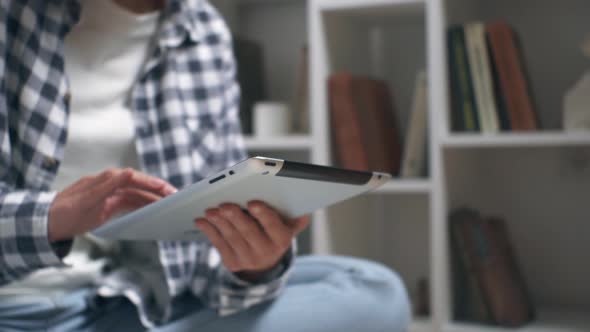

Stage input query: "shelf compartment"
[
  {"left": 326, "top": 194, "right": 431, "bottom": 325},
  {"left": 444, "top": 0, "right": 589, "bottom": 132},
  {"left": 244, "top": 135, "right": 313, "bottom": 150},
  {"left": 442, "top": 132, "right": 590, "bottom": 149},
  {"left": 444, "top": 147, "right": 590, "bottom": 331},
  {"left": 319, "top": 0, "right": 428, "bottom": 177}
]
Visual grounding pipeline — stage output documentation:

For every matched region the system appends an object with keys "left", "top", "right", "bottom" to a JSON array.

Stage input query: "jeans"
[{"left": 0, "top": 256, "right": 411, "bottom": 332}]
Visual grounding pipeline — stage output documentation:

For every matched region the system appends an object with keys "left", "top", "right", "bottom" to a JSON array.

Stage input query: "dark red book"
[
  {"left": 484, "top": 217, "right": 535, "bottom": 326},
  {"left": 328, "top": 72, "right": 401, "bottom": 174},
  {"left": 486, "top": 21, "right": 538, "bottom": 131},
  {"left": 457, "top": 212, "right": 534, "bottom": 327}
]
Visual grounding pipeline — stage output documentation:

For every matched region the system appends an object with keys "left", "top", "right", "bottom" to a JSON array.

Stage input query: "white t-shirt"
[
  {"left": 54, "top": 0, "right": 160, "bottom": 191},
  {"left": 1, "top": 0, "right": 163, "bottom": 299}
]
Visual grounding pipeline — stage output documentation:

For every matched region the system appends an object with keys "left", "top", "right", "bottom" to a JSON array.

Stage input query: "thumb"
[{"left": 290, "top": 215, "right": 311, "bottom": 235}]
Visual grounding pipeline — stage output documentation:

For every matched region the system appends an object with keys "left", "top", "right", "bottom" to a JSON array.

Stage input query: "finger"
[
  {"left": 205, "top": 209, "right": 256, "bottom": 270},
  {"left": 99, "top": 193, "right": 152, "bottom": 223},
  {"left": 126, "top": 169, "right": 177, "bottom": 196},
  {"left": 82, "top": 169, "right": 133, "bottom": 204},
  {"left": 218, "top": 203, "right": 275, "bottom": 256},
  {"left": 195, "top": 218, "right": 240, "bottom": 271},
  {"left": 65, "top": 168, "right": 123, "bottom": 196},
  {"left": 289, "top": 215, "right": 311, "bottom": 235},
  {"left": 85, "top": 169, "right": 174, "bottom": 204},
  {"left": 247, "top": 201, "right": 292, "bottom": 248},
  {"left": 114, "top": 187, "right": 164, "bottom": 204}
]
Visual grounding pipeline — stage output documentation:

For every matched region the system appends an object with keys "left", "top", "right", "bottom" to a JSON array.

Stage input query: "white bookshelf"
[{"left": 213, "top": 0, "right": 590, "bottom": 331}]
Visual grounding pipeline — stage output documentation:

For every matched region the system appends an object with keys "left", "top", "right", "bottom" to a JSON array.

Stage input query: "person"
[{"left": 0, "top": 0, "right": 411, "bottom": 331}]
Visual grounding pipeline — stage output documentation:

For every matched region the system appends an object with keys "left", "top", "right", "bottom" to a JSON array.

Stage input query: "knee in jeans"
[{"left": 345, "top": 258, "right": 412, "bottom": 332}]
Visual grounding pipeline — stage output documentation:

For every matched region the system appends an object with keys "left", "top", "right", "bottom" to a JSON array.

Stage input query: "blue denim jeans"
[{"left": 0, "top": 256, "right": 410, "bottom": 332}]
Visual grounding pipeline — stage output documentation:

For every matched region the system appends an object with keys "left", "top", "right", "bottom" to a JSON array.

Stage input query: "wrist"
[
  {"left": 47, "top": 211, "right": 63, "bottom": 243},
  {"left": 51, "top": 239, "right": 74, "bottom": 259},
  {"left": 236, "top": 265, "right": 278, "bottom": 283},
  {"left": 235, "top": 253, "right": 290, "bottom": 283}
]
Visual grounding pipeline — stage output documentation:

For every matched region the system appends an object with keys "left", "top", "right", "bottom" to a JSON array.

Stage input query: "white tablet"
[{"left": 92, "top": 157, "right": 391, "bottom": 241}]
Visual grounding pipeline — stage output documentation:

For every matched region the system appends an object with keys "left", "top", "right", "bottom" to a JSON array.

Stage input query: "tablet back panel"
[{"left": 93, "top": 157, "right": 390, "bottom": 240}]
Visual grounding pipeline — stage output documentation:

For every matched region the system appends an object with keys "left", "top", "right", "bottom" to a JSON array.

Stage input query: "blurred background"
[{"left": 210, "top": 1, "right": 590, "bottom": 331}]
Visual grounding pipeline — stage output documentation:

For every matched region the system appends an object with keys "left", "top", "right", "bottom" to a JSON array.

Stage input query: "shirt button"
[{"left": 42, "top": 157, "right": 58, "bottom": 170}]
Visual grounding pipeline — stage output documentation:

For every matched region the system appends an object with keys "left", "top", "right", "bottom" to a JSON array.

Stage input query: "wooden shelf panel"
[
  {"left": 372, "top": 179, "right": 431, "bottom": 194},
  {"left": 444, "top": 309, "right": 590, "bottom": 332},
  {"left": 410, "top": 317, "right": 434, "bottom": 332},
  {"left": 244, "top": 135, "right": 312, "bottom": 151},
  {"left": 317, "top": 0, "right": 424, "bottom": 12},
  {"left": 442, "top": 132, "right": 590, "bottom": 149},
  {"left": 237, "top": 0, "right": 302, "bottom": 5}
]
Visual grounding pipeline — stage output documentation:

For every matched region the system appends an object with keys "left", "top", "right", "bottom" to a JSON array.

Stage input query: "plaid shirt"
[{"left": 0, "top": 0, "right": 292, "bottom": 324}]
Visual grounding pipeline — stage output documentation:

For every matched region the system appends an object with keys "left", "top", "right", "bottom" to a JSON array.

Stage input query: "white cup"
[{"left": 253, "top": 101, "right": 291, "bottom": 137}]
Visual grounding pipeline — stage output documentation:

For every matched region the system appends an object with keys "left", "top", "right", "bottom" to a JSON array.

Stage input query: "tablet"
[{"left": 92, "top": 157, "right": 391, "bottom": 241}]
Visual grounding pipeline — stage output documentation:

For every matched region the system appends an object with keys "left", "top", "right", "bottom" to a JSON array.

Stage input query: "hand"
[
  {"left": 48, "top": 168, "right": 177, "bottom": 242},
  {"left": 195, "top": 201, "right": 310, "bottom": 282}
]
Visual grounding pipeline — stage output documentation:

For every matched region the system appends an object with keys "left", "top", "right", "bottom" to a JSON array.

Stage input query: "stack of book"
[
  {"left": 328, "top": 72, "right": 403, "bottom": 175},
  {"left": 450, "top": 208, "right": 535, "bottom": 327},
  {"left": 448, "top": 21, "right": 538, "bottom": 133},
  {"left": 328, "top": 71, "right": 428, "bottom": 178}
]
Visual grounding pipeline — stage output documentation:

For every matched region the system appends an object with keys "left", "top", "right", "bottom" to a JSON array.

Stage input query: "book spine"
[
  {"left": 486, "top": 21, "right": 537, "bottom": 131},
  {"left": 328, "top": 73, "right": 370, "bottom": 171},
  {"left": 465, "top": 22, "right": 500, "bottom": 133},
  {"left": 450, "top": 209, "right": 493, "bottom": 323},
  {"left": 372, "top": 80, "right": 403, "bottom": 175},
  {"left": 486, "top": 32, "right": 512, "bottom": 131},
  {"left": 401, "top": 71, "right": 428, "bottom": 178},
  {"left": 449, "top": 26, "right": 480, "bottom": 131},
  {"left": 486, "top": 218, "right": 535, "bottom": 326}
]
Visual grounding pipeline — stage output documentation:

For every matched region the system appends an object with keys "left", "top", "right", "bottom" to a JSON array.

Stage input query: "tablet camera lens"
[{"left": 229, "top": 170, "right": 235, "bottom": 175}]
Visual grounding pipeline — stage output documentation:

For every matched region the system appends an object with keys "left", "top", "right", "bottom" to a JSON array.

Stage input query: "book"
[
  {"left": 233, "top": 37, "right": 267, "bottom": 135},
  {"left": 465, "top": 22, "right": 500, "bottom": 133},
  {"left": 450, "top": 208, "right": 493, "bottom": 323},
  {"left": 484, "top": 217, "right": 535, "bottom": 326},
  {"left": 414, "top": 277, "right": 430, "bottom": 316},
  {"left": 401, "top": 70, "right": 428, "bottom": 178},
  {"left": 451, "top": 208, "right": 535, "bottom": 327},
  {"left": 328, "top": 72, "right": 402, "bottom": 174},
  {"left": 358, "top": 76, "right": 402, "bottom": 174},
  {"left": 291, "top": 45, "right": 309, "bottom": 134},
  {"left": 447, "top": 25, "right": 480, "bottom": 132},
  {"left": 486, "top": 32, "right": 512, "bottom": 131},
  {"left": 486, "top": 21, "right": 538, "bottom": 131}
]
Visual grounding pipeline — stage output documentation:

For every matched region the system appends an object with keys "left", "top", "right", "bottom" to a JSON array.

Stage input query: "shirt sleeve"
[
  {"left": 190, "top": 242, "right": 296, "bottom": 316},
  {"left": 156, "top": 1, "right": 294, "bottom": 316},
  {"left": 0, "top": 188, "right": 65, "bottom": 285}
]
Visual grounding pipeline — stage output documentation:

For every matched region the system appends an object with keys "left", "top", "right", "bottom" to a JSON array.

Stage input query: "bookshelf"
[
  {"left": 310, "top": 0, "right": 433, "bottom": 330},
  {"left": 213, "top": 0, "right": 590, "bottom": 331}
]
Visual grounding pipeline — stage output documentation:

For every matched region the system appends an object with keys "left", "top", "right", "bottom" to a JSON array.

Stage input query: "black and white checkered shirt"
[{"left": 0, "top": 0, "right": 292, "bottom": 324}]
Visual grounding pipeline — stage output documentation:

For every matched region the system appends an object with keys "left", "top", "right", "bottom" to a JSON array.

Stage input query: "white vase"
[
  {"left": 563, "top": 35, "right": 590, "bottom": 131},
  {"left": 563, "top": 70, "right": 590, "bottom": 131},
  {"left": 253, "top": 102, "right": 291, "bottom": 137}
]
